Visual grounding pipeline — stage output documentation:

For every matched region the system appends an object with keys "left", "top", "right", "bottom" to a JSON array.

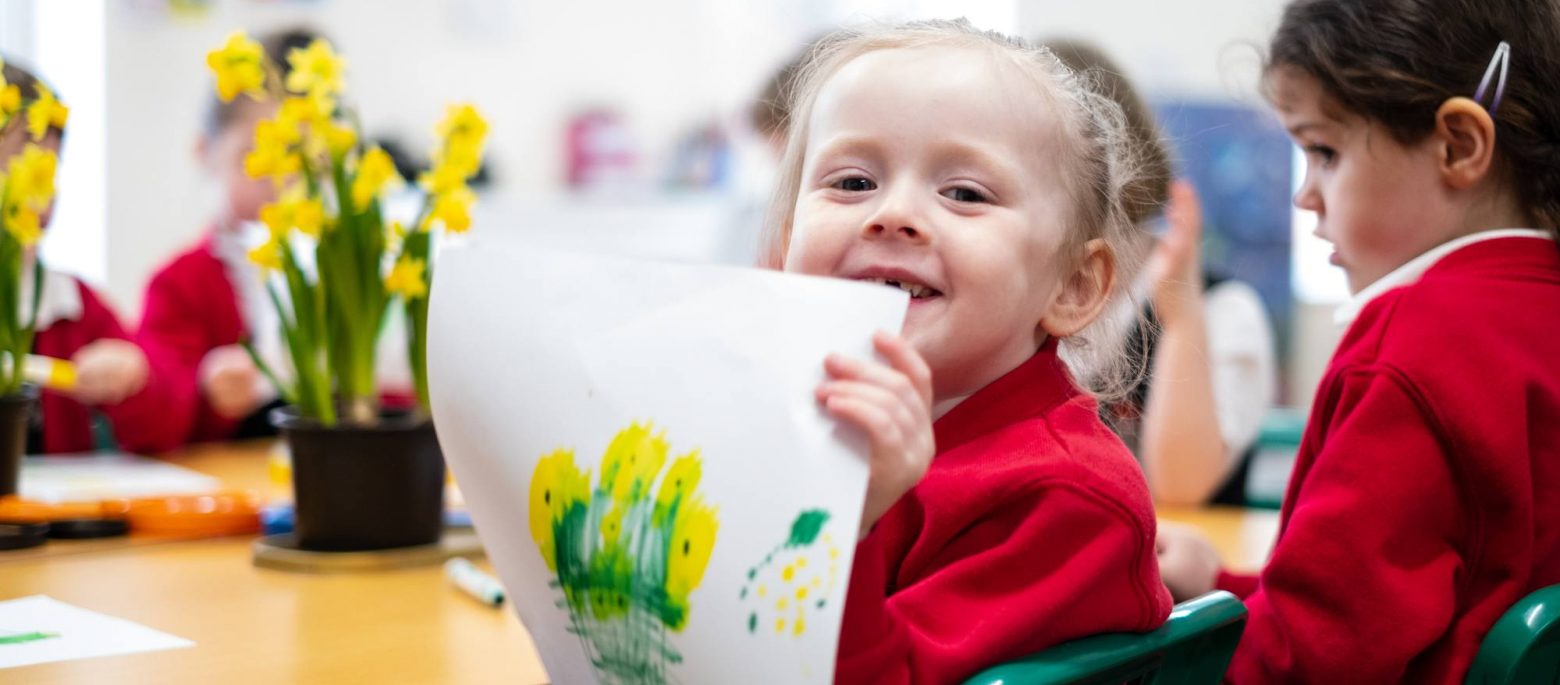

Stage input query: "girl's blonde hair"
[{"left": 757, "top": 19, "right": 1153, "bottom": 399}]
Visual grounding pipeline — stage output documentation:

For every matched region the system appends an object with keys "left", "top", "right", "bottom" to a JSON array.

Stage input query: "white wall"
[
  {"left": 1018, "top": 0, "right": 1286, "bottom": 102},
  {"left": 99, "top": 0, "right": 827, "bottom": 318}
]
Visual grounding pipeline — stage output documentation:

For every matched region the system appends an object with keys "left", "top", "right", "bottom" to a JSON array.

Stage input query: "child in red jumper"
[
  {"left": 1156, "top": 1, "right": 1560, "bottom": 682},
  {"left": 760, "top": 21, "right": 1174, "bottom": 683},
  {"left": 1, "top": 61, "right": 182, "bottom": 454},
  {"left": 137, "top": 29, "right": 314, "bottom": 444}
]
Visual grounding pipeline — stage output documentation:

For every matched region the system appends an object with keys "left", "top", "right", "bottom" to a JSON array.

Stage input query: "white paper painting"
[{"left": 428, "top": 241, "right": 906, "bottom": 684}]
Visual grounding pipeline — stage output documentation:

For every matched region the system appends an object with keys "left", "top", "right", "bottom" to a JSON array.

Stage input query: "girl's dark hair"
[
  {"left": 203, "top": 26, "right": 323, "bottom": 136},
  {"left": 1268, "top": 0, "right": 1560, "bottom": 235},
  {"left": 1046, "top": 39, "right": 1172, "bottom": 227},
  {"left": 1, "top": 58, "right": 65, "bottom": 138}
]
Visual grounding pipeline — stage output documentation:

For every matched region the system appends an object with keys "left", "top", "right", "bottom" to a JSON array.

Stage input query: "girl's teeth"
[{"left": 863, "top": 277, "right": 933, "bottom": 298}]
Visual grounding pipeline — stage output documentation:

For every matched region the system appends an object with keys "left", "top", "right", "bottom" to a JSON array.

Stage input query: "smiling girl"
[{"left": 761, "top": 21, "right": 1172, "bottom": 683}]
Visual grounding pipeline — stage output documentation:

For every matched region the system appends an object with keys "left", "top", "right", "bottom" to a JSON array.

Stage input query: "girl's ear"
[
  {"left": 1433, "top": 97, "right": 1498, "bottom": 190},
  {"left": 1040, "top": 238, "right": 1115, "bottom": 338}
]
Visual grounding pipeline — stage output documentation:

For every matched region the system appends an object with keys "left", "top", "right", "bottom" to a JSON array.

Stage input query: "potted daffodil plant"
[
  {"left": 206, "top": 32, "right": 487, "bottom": 550},
  {"left": 0, "top": 61, "right": 66, "bottom": 497}
]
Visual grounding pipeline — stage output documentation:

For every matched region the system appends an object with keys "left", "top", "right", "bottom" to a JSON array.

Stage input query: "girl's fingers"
[
  {"left": 872, "top": 331, "right": 933, "bottom": 405},
  {"left": 819, "top": 379, "right": 918, "bottom": 430},
  {"left": 824, "top": 394, "right": 903, "bottom": 451},
  {"left": 824, "top": 348, "right": 928, "bottom": 411}
]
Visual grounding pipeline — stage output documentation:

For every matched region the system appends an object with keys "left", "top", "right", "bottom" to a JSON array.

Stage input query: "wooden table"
[
  {"left": 1158, "top": 505, "right": 1280, "bottom": 573},
  {"left": 1, "top": 442, "right": 548, "bottom": 684},
  {"left": 0, "top": 442, "right": 1279, "bottom": 682}
]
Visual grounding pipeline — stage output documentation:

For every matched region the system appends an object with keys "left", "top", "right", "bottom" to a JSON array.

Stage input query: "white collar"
[
  {"left": 22, "top": 265, "right": 84, "bottom": 331},
  {"left": 1334, "top": 228, "right": 1555, "bottom": 328}
]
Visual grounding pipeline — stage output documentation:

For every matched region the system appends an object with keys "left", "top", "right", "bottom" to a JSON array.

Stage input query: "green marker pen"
[{"left": 0, "top": 631, "right": 60, "bottom": 645}]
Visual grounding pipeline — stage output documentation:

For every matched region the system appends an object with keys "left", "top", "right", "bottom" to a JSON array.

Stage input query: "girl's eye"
[
  {"left": 1304, "top": 144, "right": 1337, "bottom": 165},
  {"left": 834, "top": 177, "right": 876, "bottom": 192},
  {"left": 942, "top": 186, "right": 988, "bottom": 204}
]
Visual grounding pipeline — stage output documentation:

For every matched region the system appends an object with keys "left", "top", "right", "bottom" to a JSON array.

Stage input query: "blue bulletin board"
[{"left": 1153, "top": 101, "right": 1295, "bottom": 357}]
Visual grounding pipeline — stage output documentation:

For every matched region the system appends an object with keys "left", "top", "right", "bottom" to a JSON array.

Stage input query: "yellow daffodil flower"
[
  {"left": 247, "top": 236, "right": 284, "bottom": 272},
  {"left": 285, "top": 39, "right": 346, "bottom": 100},
  {"left": 277, "top": 95, "right": 326, "bottom": 128},
  {"left": 435, "top": 104, "right": 488, "bottom": 175},
  {"left": 653, "top": 451, "right": 702, "bottom": 526},
  {"left": 321, "top": 119, "right": 357, "bottom": 158},
  {"left": 259, "top": 191, "right": 325, "bottom": 238},
  {"left": 437, "top": 103, "right": 489, "bottom": 150},
  {"left": 384, "top": 256, "right": 427, "bottom": 299},
  {"left": 664, "top": 495, "right": 718, "bottom": 629},
  {"left": 426, "top": 186, "right": 475, "bottom": 233},
  {"left": 416, "top": 158, "right": 468, "bottom": 196},
  {"left": 0, "top": 84, "right": 20, "bottom": 120},
  {"left": 351, "top": 146, "right": 401, "bottom": 208},
  {"left": 4, "top": 206, "right": 41, "bottom": 247},
  {"left": 25, "top": 87, "right": 67, "bottom": 141},
  {"left": 5, "top": 145, "right": 57, "bottom": 212},
  {"left": 244, "top": 118, "right": 303, "bottom": 181},
  {"left": 530, "top": 448, "right": 589, "bottom": 573},
  {"left": 599, "top": 422, "right": 669, "bottom": 504},
  {"left": 205, "top": 32, "right": 268, "bottom": 103}
]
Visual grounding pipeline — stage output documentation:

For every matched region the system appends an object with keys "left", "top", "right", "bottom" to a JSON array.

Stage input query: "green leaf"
[{"left": 785, "top": 510, "right": 831, "bottom": 548}]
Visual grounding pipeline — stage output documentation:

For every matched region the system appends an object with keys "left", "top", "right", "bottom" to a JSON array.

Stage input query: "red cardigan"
[
  {"left": 1217, "top": 236, "right": 1560, "bottom": 683},
  {"left": 836, "top": 339, "right": 1173, "bottom": 684},
  {"left": 136, "top": 233, "right": 248, "bottom": 444},
  {"left": 33, "top": 277, "right": 188, "bottom": 454}
]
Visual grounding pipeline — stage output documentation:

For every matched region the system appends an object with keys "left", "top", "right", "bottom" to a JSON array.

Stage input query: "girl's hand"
[
  {"left": 71, "top": 339, "right": 150, "bottom": 406},
  {"left": 817, "top": 331, "right": 936, "bottom": 536},
  {"left": 1156, "top": 521, "right": 1223, "bottom": 601},
  {"left": 200, "top": 345, "right": 264, "bottom": 419},
  {"left": 1145, "top": 180, "right": 1206, "bottom": 327}
]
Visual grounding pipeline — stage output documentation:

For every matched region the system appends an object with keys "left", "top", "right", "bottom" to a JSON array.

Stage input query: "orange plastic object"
[
  {"left": 125, "top": 492, "right": 263, "bottom": 537},
  {"left": 0, "top": 495, "right": 130, "bottom": 523}
]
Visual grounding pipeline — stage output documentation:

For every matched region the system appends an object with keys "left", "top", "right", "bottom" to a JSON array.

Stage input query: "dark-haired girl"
[{"left": 1157, "top": 0, "right": 1560, "bottom": 681}]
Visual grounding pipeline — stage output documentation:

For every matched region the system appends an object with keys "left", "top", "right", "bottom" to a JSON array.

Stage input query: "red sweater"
[
  {"left": 136, "top": 233, "right": 249, "bottom": 444},
  {"left": 836, "top": 339, "right": 1173, "bottom": 684},
  {"left": 33, "top": 277, "right": 188, "bottom": 454},
  {"left": 1217, "top": 236, "right": 1560, "bottom": 683}
]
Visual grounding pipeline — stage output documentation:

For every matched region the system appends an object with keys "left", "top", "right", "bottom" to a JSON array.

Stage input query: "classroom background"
[{"left": 2, "top": 0, "right": 1330, "bottom": 483}]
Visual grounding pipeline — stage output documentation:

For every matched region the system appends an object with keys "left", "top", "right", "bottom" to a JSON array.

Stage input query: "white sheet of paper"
[
  {"left": 20, "top": 453, "right": 221, "bottom": 503},
  {"left": 429, "top": 241, "right": 906, "bottom": 684},
  {"left": 0, "top": 596, "right": 193, "bottom": 670}
]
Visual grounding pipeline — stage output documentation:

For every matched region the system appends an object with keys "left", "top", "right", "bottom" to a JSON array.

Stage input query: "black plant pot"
[
  {"left": 0, "top": 388, "right": 37, "bottom": 498},
  {"left": 272, "top": 407, "right": 445, "bottom": 552}
]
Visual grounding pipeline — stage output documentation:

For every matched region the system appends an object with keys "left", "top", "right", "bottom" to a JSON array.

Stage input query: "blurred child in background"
[
  {"left": 1045, "top": 40, "right": 1278, "bottom": 507},
  {"left": 1, "top": 60, "right": 183, "bottom": 454}
]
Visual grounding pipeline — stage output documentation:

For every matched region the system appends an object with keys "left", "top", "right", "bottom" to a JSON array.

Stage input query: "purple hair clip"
[{"left": 1474, "top": 41, "right": 1511, "bottom": 113}]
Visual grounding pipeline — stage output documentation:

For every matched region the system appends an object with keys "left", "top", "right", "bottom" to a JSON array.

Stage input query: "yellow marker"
[
  {"left": 23, "top": 355, "right": 76, "bottom": 391},
  {"left": 796, "top": 586, "right": 808, "bottom": 600}
]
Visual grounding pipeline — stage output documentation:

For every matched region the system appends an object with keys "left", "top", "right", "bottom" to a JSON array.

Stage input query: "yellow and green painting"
[
  {"left": 740, "top": 510, "right": 842, "bottom": 639},
  {"left": 529, "top": 421, "right": 718, "bottom": 684}
]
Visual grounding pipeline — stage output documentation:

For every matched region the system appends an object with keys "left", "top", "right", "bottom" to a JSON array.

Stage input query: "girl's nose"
[
  {"left": 862, "top": 189, "right": 929, "bottom": 243},
  {"left": 1293, "top": 173, "right": 1323, "bottom": 213}
]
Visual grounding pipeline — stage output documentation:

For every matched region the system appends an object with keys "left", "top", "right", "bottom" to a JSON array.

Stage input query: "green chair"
[
  {"left": 963, "top": 590, "right": 1247, "bottom": 685},
  {"left": 1466, "top": 583, "right": 1560, "bottom": 685}
]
